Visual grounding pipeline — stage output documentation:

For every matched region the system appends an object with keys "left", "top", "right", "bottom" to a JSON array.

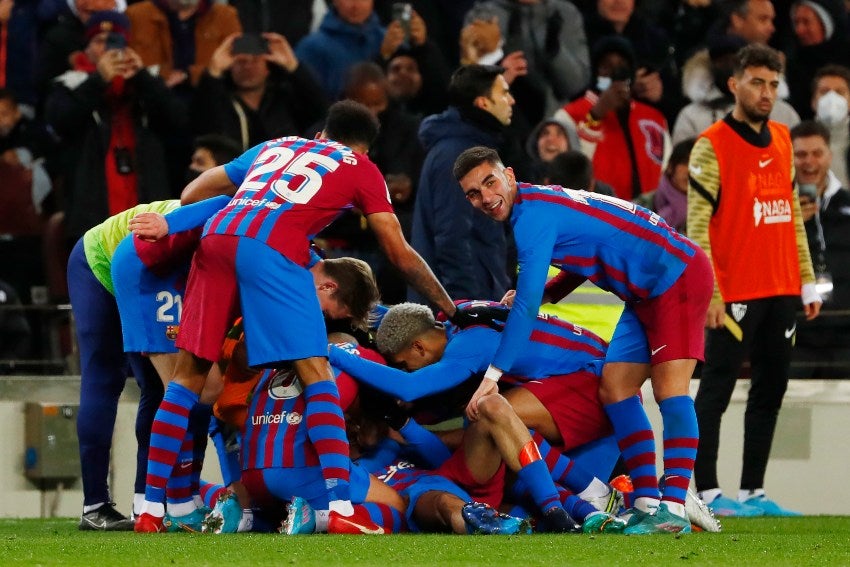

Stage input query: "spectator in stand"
[
  {"left": 0, "top": 278, "right": 30, "bottom": 374},
  {"left": 385, "top": 51, "right": 449, "bottom": 119},
  {"left": 790, "top": 120, "right": 850, "bottom": 377},
  {"left": 646, "top": 138, "right": 695, "bottom": 234},
  {"left": 228, "top": 0, "right": 316, "bottom": 46},
  {"left": 126, "top": 0, "right": 241, "bottom": 90},
  {"left": 707, "top": 0, "right": 776, "bottom": 46},
  {"left": 558, "top": 35, "right": 670, "bottom": 202},
  {"left": 380, "top": 16, "right": 452, "bottom": 119},
  {"left": 543, "top": 149, "right": 615, "bottom": 196},
  {"left": 44, "top": 10, "right": 186, "bottom": 245},
  {"left": 294, "top": 0, "right": 386, "bottom": 100},
  {"left": 462, "top": 0, "right": 591, "bottom": 119},
  {"left": 185, "top": 133, "right": 241, "bottom": 185},
  {"left": 810, "top": 65, "right": 850, "bottom": 187},
  {"left": 673, "top": 34, "right": 800, "bottom": 145},
  {"left": 37, "top": 0, "right": 124, "bottom": 100},
  {"left": 637, "top": 0, "right": 720, "bottom": 68},
  {"left": 581, "top": 0, "right": 680, "bottom": 121},
  {"left": 785, "top": 0, "right": 850, "bottom": 119},
  {"left": 191, "top": 32, "right": 328, "bottom": 150},
  {"left": 337, "top": 61, "right": 425, "bottom": 304},
  {"left": 410, "top": 64, "right": 514, "bottom": 304},
  {"left": 524, "top": 115, "right": 580, "bottom": 184},
  {"left": 1, "top": 0, "right": 42, "bottom": 112}
]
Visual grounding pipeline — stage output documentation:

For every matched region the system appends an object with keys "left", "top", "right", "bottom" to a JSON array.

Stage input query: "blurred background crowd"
[{"left": 1, "top": 0, "right": 849, "bottom": 377}]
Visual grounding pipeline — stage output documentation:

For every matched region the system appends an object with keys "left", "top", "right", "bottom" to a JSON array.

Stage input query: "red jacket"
[{"left": 562, "top": 90, "right": 669, "bottom": 201}]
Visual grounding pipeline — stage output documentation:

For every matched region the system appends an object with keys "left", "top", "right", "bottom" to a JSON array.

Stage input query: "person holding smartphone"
[{"left": 44, "top": 10, "right": 186, "bottom": 246}]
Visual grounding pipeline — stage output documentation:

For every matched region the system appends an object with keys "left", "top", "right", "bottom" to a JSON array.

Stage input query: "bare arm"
[
  {"left": 180, "top": 165, "right": 238, "bottom": 205},
  {"left": 368, "top": 211, "right": 456, "bottom": 317}
]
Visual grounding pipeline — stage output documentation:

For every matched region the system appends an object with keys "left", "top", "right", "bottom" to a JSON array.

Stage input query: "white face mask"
[
  {"left": 596, "top": 76, "right": 612, "bottom": 92},
  {"left": 816, "top": 90, "right": 849, "bottom": 126}
]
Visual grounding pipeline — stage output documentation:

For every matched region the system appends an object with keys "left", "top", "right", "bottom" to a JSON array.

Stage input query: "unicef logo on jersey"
[{"left": 268, "top": 368, "right": 304, "bottom": 400}]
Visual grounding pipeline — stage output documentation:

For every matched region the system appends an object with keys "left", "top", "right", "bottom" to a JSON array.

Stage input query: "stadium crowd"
[{"left": 0, "top": 0, "right": 848, "bottom": 537}]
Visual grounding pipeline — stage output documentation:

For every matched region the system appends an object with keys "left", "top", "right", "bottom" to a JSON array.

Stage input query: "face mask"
[
  {"left": 816, "top": 90, "right": 849, "bottom": 126},
  {"left": 596, "top": 76, "right": 612, "bottom": 92}
]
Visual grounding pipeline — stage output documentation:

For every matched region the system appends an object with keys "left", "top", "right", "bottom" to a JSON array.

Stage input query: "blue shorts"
[
  {"left": 401, "top": 473, "right": 471, "bottom": 533},
  {"left": 242, "top": 462, "right": 371, "bottom": 511},
  {"left": 111, "top": 236, "right": 188, "bottom": 354},
  {"left": 605, "top": 305, "right": 651, "bottom": 364}
]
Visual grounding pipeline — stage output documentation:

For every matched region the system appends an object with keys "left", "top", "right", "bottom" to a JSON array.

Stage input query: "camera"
[
  {"left": 392, "top": 3, "right": 412, "bottom": 45},
  {"left": 231, "top": 33, "right": 270, "bottom": 55},
  {"left": 798, "top": 183, "right": 817, "bottom": 201}
]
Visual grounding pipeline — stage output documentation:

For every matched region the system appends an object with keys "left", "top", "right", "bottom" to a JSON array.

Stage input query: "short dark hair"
[
  {"left": 322, "top": 257, "right": 381, "bottom": 331},
  {"left": 669, "top": 138, "right": 696, "bottom": 168},
  {"left": 448, "top": 64, "right": 503, "bottom": 109},
  {"left": 734, "top": 43, "right": 783, "bottom": 77},
  {"left": 453, "top": 146, "right": 503, "bottom": 181},
  {"left": 193, "top": 134, "right": 242, "bottom": 166},
  {"left": 545, "top": 150, "right": 593, "bottom": 189},
  {"left": 323, "top": 100, "right": 380, "bottom": 149},
  {"left": 343, "top": 62, "right": 387, "bottom": 98},
  {"left": 791, "top": 120, "right": 831, "bottom": 144},
  {"left": 812, "top": 64, "right": 850, "bottom": 95}
]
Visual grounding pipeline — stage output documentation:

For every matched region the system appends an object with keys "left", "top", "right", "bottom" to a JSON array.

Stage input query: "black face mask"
[{"left": 184, "top": 168, "right": 202, "bottom": 185}]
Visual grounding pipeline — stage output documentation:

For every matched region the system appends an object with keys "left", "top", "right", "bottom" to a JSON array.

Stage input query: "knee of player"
[{"left": 477, "top": 392, "right": 511, "bottom": 422}]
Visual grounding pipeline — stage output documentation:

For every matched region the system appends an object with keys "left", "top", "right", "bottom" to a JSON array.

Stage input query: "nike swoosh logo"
[
  {"left": 759, "top": 158, "right": 773, "bottom": 168},
  {"left": 467, "top": 313, "right": 479, "bottom": 317},
  {"left": 83, "top": 518, "right": 107, "bottom": 529},
  {"left": 784, "top": 324, "right": 796, "bottom": 339},
  {"left": 651, "top": 345, "right": 667, "bottom": 356},
  {"left": 335, "top": 516, "right": 385, "bottom": 535},
  {"left": 689, "top": 165, "right": 702, "bottom": 176}
]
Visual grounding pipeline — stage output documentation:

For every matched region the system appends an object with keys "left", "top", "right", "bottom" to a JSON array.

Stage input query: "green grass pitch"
[{"left": 1, "top": 517, "right": 849, "bottom": 566}]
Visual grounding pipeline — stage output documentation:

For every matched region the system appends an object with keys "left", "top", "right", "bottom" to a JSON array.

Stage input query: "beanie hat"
[{"left": 84, "top": 10, "right": 130, "bottom": 43}]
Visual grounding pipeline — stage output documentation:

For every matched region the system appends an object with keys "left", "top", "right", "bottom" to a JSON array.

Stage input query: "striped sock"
[
  {"left": 209, "top": 419, "right": 242, "bottom": 487},
  {"left": 531, "top": 430, "right": 595, "bottom": 493},
  {"left": 604, "top": 396, "right": 661, "bottom": 507},
  {"left": 304, "top": 380, "right": 351, "bottom": 502},
  {"left": 189, "top": 404, "right": 212, "bottom": 501},
  {"left": 145, "top": 382, "right": 198, "bottom": 507},
  {"left": 355, "top": 502, "right": 406, "bottom": 533},
  {"left": 557, "top": 485, "right": 598, "bottom": 521},
  {"left": 659, "top": 395, "right": 699, "bottom": 507},
  {"left": 165, "top": 432, "right": 195, "bottom": 514},
  {"left": 517, "top": 459, "right": 563, "bottom": 514},
  {"left": 199, "top": 481, "right": 227, "bottom": 508}
]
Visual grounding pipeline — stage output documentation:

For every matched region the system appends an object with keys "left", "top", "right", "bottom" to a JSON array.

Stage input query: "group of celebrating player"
[{"left": 73, "top": 99, "right": 720, "bottom": 536}]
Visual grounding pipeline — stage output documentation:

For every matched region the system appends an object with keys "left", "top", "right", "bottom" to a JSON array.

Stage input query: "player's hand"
[
  {"left": 129, "top": 212, "right": 169, "bottom": 242},
  {"left": 804, "top": 299, "right": 822, "bottom": 320},
  {"left": 465, "top": 378, "right": 499, "bottom": 421},
  {"left": 449, "top": 305, "right": 508, "bottom": 330},
  {"left": 500, "top": 289, "right": 515, "bottom": 306},
  {"left": 705, "top": 300, "right": 725, "bottom": 329}
]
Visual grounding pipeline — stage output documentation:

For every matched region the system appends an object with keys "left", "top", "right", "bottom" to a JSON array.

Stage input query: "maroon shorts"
[
  {"left": 633, "top": 246, "right": 714, "bottom": 364},
  {"left": 521, "top": 371, "right": 612, "bottom": 451},
  {"left": 176, "top": 234, "right": 241, "bottom": 362},
  {"left": 435, "top": 444, "right": 505, "bottom": 509}
]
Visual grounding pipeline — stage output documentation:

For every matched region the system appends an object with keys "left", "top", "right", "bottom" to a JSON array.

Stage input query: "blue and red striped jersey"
[{"left": 206, "top": 137, "right": 394, "bottom": 267}]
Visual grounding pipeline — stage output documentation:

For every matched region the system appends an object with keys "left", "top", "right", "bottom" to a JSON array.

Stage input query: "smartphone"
[
  {"left": 231, "top": 33, "right": 270, "bottom": 55},
  {"left": 105, "top": 32, "right": 127, "bottom": 52},
  {"left": 392, "top": 2, "right": 412, "bottom": 44}
]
